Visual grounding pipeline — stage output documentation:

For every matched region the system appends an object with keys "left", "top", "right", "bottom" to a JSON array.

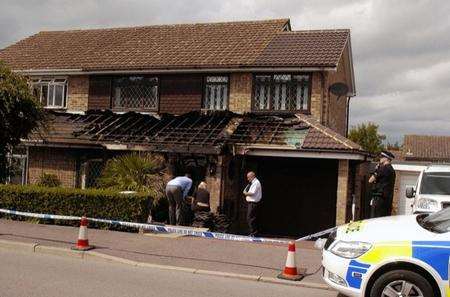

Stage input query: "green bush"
[
  {"left": 0, "top": 185, "right": 153, "bottom": 230},
  {"left": 37, "top": 173, "right": 61, "bottom": 187}
]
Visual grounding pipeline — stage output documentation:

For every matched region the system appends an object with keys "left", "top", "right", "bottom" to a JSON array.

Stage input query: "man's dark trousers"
[
  {"left": 166, "top": 185, "right": 183, "bottom": 225},
  {"left": 247, "top": 202, "right": 259, "bottom": 236}
]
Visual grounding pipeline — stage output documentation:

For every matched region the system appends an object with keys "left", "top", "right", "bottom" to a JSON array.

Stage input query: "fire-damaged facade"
[{"left": 0, "top": 19, "right": 369, "bottom": 237}]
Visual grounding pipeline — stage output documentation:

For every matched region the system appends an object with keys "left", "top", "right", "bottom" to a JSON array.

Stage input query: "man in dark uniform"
[{"left": 369, "top": 150, "right": 396, "bottom": 218}]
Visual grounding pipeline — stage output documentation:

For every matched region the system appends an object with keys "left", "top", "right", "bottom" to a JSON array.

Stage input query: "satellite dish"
[{"left": 329, "top": 82, "right": 349, "bottom": 101}]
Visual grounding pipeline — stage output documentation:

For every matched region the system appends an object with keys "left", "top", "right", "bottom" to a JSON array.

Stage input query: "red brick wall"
[
  {"left": 326, "top": 44, "right": 352, "bottom": 136},
  {"left": 229, "top": 73, "right": 252, "bottom": 113},
  {"left": 159, "top": 74, "right": 203, "bottom": 114},
  {"left": 28, "top": 147, "right": 77, "bottom": 188},
  {"left": 88, "top": 76, "right": 111, "bottom": 110}
]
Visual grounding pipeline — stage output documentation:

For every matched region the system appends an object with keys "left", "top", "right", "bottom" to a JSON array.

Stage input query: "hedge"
[{"left": 0, "top": 185, "right": 154, "bottom": 230}]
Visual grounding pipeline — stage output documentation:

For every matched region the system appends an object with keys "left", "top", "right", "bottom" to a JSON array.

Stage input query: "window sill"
[
  {"left": 251, "top": 110, "right": 310, "bottom": 115},
  {"left": 43, "top": 106, "right": 67, "bottom": 111}
]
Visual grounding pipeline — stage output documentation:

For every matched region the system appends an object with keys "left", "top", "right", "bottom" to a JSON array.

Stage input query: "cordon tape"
[{"left": 0, "top": 208, "right": 336, "bottom": 244}]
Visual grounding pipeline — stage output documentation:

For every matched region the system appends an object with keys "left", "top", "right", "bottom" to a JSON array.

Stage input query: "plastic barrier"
[{"left": 0, "top": 208, "right": 336, "bottom": 244}]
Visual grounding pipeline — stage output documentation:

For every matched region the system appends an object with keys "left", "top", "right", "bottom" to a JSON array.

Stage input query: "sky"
[{"left": 1, "top": 0, "right": 449, "bottom": 144}]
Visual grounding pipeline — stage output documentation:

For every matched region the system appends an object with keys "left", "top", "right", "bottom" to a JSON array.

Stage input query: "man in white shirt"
[{"left": 243, "top": 171, "right": 262, "bottom": 236}]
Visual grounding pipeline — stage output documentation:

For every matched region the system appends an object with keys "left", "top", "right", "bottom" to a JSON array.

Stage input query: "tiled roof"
[
  {"left": 0, "top": 19, "right": 350, "bottom": 71},
  {"left": 255, "top": 30, "right": 349, "bottom": 67},
  {"left": 25, "top": 111, "right": 365, "bottom": 155},
  {"left": 403, "top": 135, "right": 450, "bottom": 162}
]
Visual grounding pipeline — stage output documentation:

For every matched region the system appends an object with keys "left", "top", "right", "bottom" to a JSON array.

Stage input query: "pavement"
[
  {"left": 0, "top": 218, "right": 329, "bottom": 291},
  {"left": 0, "top": 248, "right": 339, "bottom": 297}
]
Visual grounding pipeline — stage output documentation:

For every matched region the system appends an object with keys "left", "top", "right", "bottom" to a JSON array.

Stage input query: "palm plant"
[{"left": 98, "top": 153, "right": 167, "bottom": 198}]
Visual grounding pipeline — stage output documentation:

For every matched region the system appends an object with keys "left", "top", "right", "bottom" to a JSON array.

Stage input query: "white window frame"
[
  {"left": 30, "top": 77, "right": 68, "bottom": 109},
  {"left": 203, "top": 76, "right": 229, "bottom": 111}
]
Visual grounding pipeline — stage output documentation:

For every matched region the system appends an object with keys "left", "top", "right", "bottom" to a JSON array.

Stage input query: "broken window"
[
  {"left": 80, "top": 159, "right": 105, "bottom": 189},
  {"left": 112, "top": 76, "right": 158, "bottom": 111},
  {"left": 253, "top": 74, "right": 310, "bottom": 112},
  {"left": 31, "top": 78, "right": 67, "bottom": 109},
  {"left": 203, "top": 76, "right": 228, "bottom": 110}
]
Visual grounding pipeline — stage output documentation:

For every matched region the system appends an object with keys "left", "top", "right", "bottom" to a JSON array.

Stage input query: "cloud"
[{"left": 1, "top": 0, "right": 448, "bottom": 144}]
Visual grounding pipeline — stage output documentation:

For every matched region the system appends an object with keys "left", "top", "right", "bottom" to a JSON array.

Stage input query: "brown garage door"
[{"left": 246, "top": 156, "right": 338, "bottom": 238}]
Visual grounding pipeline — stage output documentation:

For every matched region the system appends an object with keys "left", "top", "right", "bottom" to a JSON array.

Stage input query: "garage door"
[
  {"left": 397, "top": 172, "right": 419, "bottom": 215},
  {"left": 246, "top": 156, "right": 338, "bottom": 238}
]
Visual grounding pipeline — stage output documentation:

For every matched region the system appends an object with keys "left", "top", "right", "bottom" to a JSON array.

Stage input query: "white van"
[{"left": 406, "top": 165, "right": 450, "bottom": 213}]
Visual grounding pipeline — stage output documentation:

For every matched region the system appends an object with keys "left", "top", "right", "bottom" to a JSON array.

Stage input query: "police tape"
[{"left": 0, "top": 208, "right": 336, "bottom": 244}]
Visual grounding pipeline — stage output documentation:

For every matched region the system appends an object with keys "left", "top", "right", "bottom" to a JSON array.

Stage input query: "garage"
[
  {"left": 393, "top": 164, "right": 425, "bottom": 215},
  {"left": 244, "top": 156, "right": 338, "bottom": 238}
]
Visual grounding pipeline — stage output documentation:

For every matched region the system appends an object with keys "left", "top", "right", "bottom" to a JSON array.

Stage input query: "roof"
[
  {"left": 24, "top": 110, "right": 365, "bottom": 156},
  {"left": 0, "top": 19, "right": 351, "bottom": 72},
  {"left": 403, "top": 134, "right": 450, "bottom": 162}
]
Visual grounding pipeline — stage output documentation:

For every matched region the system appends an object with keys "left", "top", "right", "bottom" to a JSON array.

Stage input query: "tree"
[
  {"left": 0, "top": 62, "right": 45, "bottom": 182},
  {"left": 348, "top": 122, "right": 386, "bottom": 155}
]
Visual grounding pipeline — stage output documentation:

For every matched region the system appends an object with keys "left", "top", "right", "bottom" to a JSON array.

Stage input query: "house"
[
  {"left": 392, "top": 135, "right": 450, "bottom": 215},
  {"left": 0, "top": 19, "right": 369, "bottom": 237}
]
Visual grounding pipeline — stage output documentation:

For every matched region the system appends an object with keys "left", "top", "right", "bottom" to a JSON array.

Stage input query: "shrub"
[
  {"left": 0, "top": 185, "right": 152, "bottom": 230},
  {"left": 99, "top": 153, "right": 168, "bottom": 204},
  {"left": 37, "top": 173, "right": 61, "bottom": 187}
]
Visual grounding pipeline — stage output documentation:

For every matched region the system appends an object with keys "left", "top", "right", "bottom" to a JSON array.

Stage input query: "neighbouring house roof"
[
  {"left": 24, "top": 111, "right": 366, "bottom": 158},
  {"left": 0, "top": 19, "right": 351, "bottom": 73},
  {"left": 403, "top": 134, "right": 450, "bottom": 163}
]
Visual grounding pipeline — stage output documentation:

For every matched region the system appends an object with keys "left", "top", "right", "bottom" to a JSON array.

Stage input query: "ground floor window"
[
  {"left": 80, "top": 159, "right": 105, "bottom": 189},
  {"left": 6, "top": 153, "right": 27, "bottom": 185}
]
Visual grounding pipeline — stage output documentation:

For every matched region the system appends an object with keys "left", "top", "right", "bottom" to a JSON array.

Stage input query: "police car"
[{"left": 321, "top": 208, "right": 450, "bottom": 297}]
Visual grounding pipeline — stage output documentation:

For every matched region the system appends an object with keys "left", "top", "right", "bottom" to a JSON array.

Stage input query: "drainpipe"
[
  {"left": 346, "top": 96, "right": 351, "bottom": 137},
  {"left": 319, "top": 72, "right": 326, "bottom": 125}
]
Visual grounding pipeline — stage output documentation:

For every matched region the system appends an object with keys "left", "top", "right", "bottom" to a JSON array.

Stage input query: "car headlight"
[
  {"left": 330, "top": 241, "right": 372, "bottom": 259},
  {"left": 416, "top": 198, "right": 439, "bottom": 211}
]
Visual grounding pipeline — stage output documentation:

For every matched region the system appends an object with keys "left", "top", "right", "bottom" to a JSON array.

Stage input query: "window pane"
[
  {"left": 48, "top": 84, "right": 55, "bottom": 106},
  {"left": 112, "top": 77, "right": 158, "bottom": 110},
  {"left": 203, "top": 76, "right": 228, "bottom": 110},
  {"left": 54, "top": 85, "right": 64, "bottom": 107}
]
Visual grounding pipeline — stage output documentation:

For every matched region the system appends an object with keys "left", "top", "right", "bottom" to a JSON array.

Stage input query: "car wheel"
[{"left": 370, "top": 269, "right": 434, "bottom": 297}]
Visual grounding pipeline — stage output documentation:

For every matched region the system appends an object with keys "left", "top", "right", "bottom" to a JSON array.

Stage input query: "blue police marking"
[
  {"left": 412, "top": 241, "right": 450, "bottom": 280},
  {"left": 346, "top": 260, "right": 371, "bottom": 289}
]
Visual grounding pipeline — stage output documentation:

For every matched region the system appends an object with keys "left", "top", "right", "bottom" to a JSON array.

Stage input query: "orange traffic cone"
[
  {"left": 277, "top": 241, "right": 306, "bottom": 281},
  {"left": 72, "top": 216, "right": 94, "bottom": 251}
]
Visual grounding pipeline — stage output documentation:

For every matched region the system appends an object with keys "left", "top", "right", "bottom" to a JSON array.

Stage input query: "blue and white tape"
[{"left": 0, "top": 208, "right": 335, "bottom": 244}]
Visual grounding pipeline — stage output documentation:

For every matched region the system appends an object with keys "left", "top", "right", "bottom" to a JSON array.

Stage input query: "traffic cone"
[
  {"left": 72, "top": 216, "right": 94, "bottom": 251},
  {"left": 277, "top": 241, "right": 306, "bottom": 281}
]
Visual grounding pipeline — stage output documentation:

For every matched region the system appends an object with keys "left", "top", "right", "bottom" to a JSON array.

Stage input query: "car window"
[
  {"left": 420, "top": 172, "right": 450, "bottom": 195},
  {"left": 419, "top": 207, "right": 450, "bottom": 233}
]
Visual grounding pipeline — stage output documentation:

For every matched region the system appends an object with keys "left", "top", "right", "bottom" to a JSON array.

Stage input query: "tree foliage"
[
  {"left": 98, "top": 153, "right": 167, "bottom": 200},
  {"left": 0, "top": 62, "right": 45, "bottom": 182},
  {"left": 348, "top": 122, "right": 386, "bottom": 155}
]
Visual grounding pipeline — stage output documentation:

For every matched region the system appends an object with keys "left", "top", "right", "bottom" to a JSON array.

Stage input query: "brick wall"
[
  {"left": 67, "top": 75, "right": 89, "bottom": 112},
  {"left": 159, "top": 74, "right": 203, "bottom": 114},
  {"left": 28, "top": 147, "right": 77, "bottom": 187},
  {"left": 228, "top": 73, "right": 252, "bottom": 113},
  {"left": 88, "top": 76, "right": 111, "bottom": 110},
  {"left": 326, "top": 44, "right": 352, "bottom": 136},
  {"left": 310, "top": 72, "right": 324, "bottom": 123},
  {"left": 336, "top": 159, "right": 350, "bottom": 225}
]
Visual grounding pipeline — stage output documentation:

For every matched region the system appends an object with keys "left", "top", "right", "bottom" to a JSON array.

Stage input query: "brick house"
[
  {"left": 392, "top": 135, "right": 450, "bottom": 216},
  {"left": 0, "top": 19, "right": 369, "bottom": 236}
]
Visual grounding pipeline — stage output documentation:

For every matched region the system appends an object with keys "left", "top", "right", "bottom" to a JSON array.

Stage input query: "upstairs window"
[
  {"left": 31, "top": 78, "right": 67, "bottom": 109},
  {"left": 253, "top": 74, "right": 310, "bottom": 112},
  {"left": 203, "top": 76, "right": 229, "bottom": 110},
  {"left": 112, "top": 76, "right": 158, "bottom": 111}
]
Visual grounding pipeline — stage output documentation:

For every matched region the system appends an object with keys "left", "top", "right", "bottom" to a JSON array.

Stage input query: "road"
[{"left": 0, "top": 249, "right": 338, "bottom": 297}]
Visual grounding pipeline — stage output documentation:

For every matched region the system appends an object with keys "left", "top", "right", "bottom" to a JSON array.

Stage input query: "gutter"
[{"left": 14, "top": 66, "right": 337, "bottom": 76}]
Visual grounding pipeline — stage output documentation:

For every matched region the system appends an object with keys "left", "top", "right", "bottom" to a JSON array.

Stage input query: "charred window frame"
[
  {"left": 252, "top": 74, "right": 311, "bottom": 112},
  {"left": 202, "top": 76, "right": 229, "bottom": 110},
  {"left": 31, "top": 78, "right": 68, "bottom": 109},
  {"left": 112, "top": 76, "right": 159, "bottom": 111}
]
